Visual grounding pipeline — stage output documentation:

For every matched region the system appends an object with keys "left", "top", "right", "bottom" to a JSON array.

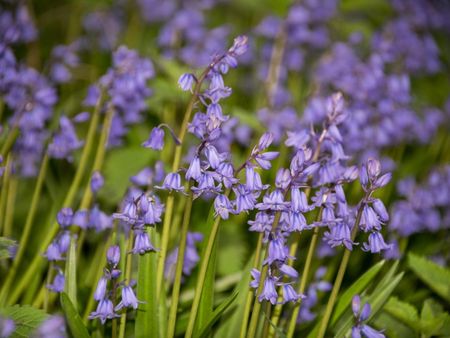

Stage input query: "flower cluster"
[
  {"left": 90, "top": 245, "right": 141, "bottom": 324},
  {"left": 390, "top": 166, "right": 450, "bottom": 237},
  {"left": 85, "top": 45, "right": 155, "bottom": 146}
]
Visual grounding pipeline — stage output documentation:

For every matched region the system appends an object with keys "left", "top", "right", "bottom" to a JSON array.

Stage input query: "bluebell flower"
[
  {"left": 216, "top": 162, "right": 238, "bottom": 188},
  {"left": 362, "top": 232, "right": 391, "bottom": 253},
  {"left": 233, "top": 185, "right": 256, "bottom": 213},
  {"left": 245, "top": 166, "right": 268, "bottom": 192},
  {"left": 115, "top": 284, "right": 141, "bottom": 311},
  {"left": 130, "top": 167, "right": 154, "bottom": 186},
  {"left": 34, "top": 315, "right": 67, "bottom": 338},
  {"left": 164, "top": 232, "right": 203, "bottom": 283},
  {"left": 371, "top": 199, "right": 389, "bottom": 222},
  {"left": 47, "top": 270, "right": 65, "bottom": 293},
  {"left": 141, "top": 195, "right": 164, "bottom": 225},
  {"left": 282, "top": 284, "right": 303, "bottom": 304},
  {"left": 258, "top": 275, "right": 279, "bottom": 305},
  {"left": 275, "top": 168, "right": 291, "bottom": 190},
  {"left": 250, "top": 269, "right": 261, "bottom": 289},
  {"left": 351, "top": 295, "right": 385, "bottom": 338},
  {"left": 285, "top": 130, "right": 310, "bottom": 149},
  {"left": 186, "top": 156, "right": 202, "bottom": 181},
  {"left": 248, "top": 212, "right": 273, "bottom": 233},
  {"left": 178, "top": 73, "right": 196, "bottom": 91},
  {"left": 89, "top": 205, "right": 113, "bottom": 232},
  {"left": 279, "top": 264, "right": 299, "bottom": 278},
  {"left": 89, "top": 298, "right": 119, "bottom": 324},
  {"left": 107, "top": 245, "right": 120, "bottom": 267},
  {"left": 361, "top": 205, "right": 382, "bottom": 232},
  {"left": 94, "top": 277, "right": 108, "bottom": 301},
  {"left": 90, "top": 171, "right": 104, "bottom": 193},
  {"left": 56, "top": 208, "right": 73, "bottom": 228},
  {"left": 45, "top": 242, "right": 64, "bottom": 262},
  {"left": 257, "top": 190, "right": 289, "bottom": 211},
  {"left": 265, "top": 235, "right": 290, "bottom": 264},
  {"left": 205, "top": 145, "right": 222, "bottom": 169},
  {"left": 156, "top": 172, "right": 185, "bottom": 192},
  {"left": 0, "top": 315, "right": 15, "bottom": 338},
  {"left": 142, "top": 127, "right": 165, "bottom": 150},
  {"left": 254, "top": 151, "right": 279, "bottom": 170},
  {"left": 48, "top": 116, "right": 83, "bottom": 161},
  {"left": 132, "top": 231, "right": 157, "bottom": 254},
  {"left": 72, "top": 210, "right": 89, "bottom": 229},
  {"left": 214, "top": 194, "right": 233, "bottom": 219},
  {"left": 324, "top": 222, "right": 355, "bottom": 250}
]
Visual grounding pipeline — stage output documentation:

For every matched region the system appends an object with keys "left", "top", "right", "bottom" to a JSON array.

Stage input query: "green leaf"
[
  {"left": 195, "top": 231, "right": 218, "bottom": 335},
  {"left": 0, "top": 236, "right": 16, "bottom": 260},
  {"left": 408, "top": 253, "right": 450, "bottom": 302},
  {"left": 384, "top": 296, "right": 420, "bottom": 331},
  {"left": 197, "top": 292, "right": 239, "bottom": 338},
  {"left": 60, "top": 293, "right": 90, "bottom": 338},
  {"left": 135, "top": 228, "right": 159, "bottom": 338},
  {"left": 420, "top": 299, "right": 450, "bottom": 336},
  {"left": 334, "top": 271, "right": 404, "bottom": 337},
  {"left": 332, "top": 260, "right": 385, "bottom": 324},
  {"left": 99, "top": 147, "right": 154, "bottom": 207},
  {"left": 307, "top": 260, "right": 387, "bottom": 338},
  {"left": 262, "top": 311, "right": 287, "bottom": 338},
  {"left": 64, "top": 235, "right": 77, "bottom": 310},
  {"left": 0, "top": 305, "right": 48, "bottom": 338},
  {"left": 373, "top": 312, "right": 417, "bottom": 338},
  {"left": 215, "top": 254, "right": 255, "bottom": 338}
]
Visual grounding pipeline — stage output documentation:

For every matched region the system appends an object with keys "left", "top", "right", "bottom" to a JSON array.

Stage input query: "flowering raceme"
[{"left": 0, "top": 2, "right": 448, "bottom": 338}]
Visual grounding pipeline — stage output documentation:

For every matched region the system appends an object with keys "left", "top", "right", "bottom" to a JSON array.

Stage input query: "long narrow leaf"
[
  {"left": 198, "top": 292, "right": 239, "bottom": 338},
  {"left": 331, "top": 260, "right": 385, "bottom": 324},
  {"left": 334, "top": 272, "right": 404, "bottom": 338},
  {"left": 60, "top": 293, "right": 90, "bottom": 338},
  {"left": 135, "top": 229, "right": 159, "bottom": 338},
  {"left": 65, "top": 235, "right": 77, "bottom": 310},
  {"left": 215, "top": 254, "right": 255, "bottom": 338}
]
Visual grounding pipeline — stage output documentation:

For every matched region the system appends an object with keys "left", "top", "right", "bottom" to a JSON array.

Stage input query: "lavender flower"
[
  {"left": 115, "top": 284, "right": 141, "bottom": 311},
  {"left": 47, "top": 270, "right": 65, "bottom": 293},
  {"left": 351, "top": 295, "right": 385, "bottom": 338},
  {"left": 90, "top": 171, "right": 104, "bottom": 193},
  {"left": 178, "top": 73, "right": 196, "bottom": 91},
  {"left": 0, "top": 316, "right": 15, "bottom": 338},
  {"left": 142, "top": 127, "right": 165, "bottom": 150},
  {"left": 34, "top": 315, "right": 67, "bottom": 338},
  {"left": 89, "top": 298, "right": 119, "bottom": 324},
  {"left": 132, "top": 230, "right": 157, "bottom": 255},
  {"left": 156, "top": 172, "right": 185, "bottom": 192}
]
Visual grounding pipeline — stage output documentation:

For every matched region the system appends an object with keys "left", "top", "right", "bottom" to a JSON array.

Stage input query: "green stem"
[
  {"left": 0, "top": 154, "right": 12, "bottom": 235},
  {"left": 184, "top": 192, "right": 228, "bottom": 338},
  {"left": 82, "top": 234, "right": 112, "bottom": 321},
  {"left": 167, "top": 193, "right": 193, "bottom": 338},
  {"left": 6, "top": 93, "right": 103, "bottom": 305},
  {"left": 118, "top": 234, "right": 134, "bottom": 338},
  {"left": 239, "top": 233, "right": 264, "bottom": 338},
  {"left": 246, "top": 211, "right": 282, "bottom": 338},
  {"left": 3, "top": 175, "right": 17, "bottom": 238},
  {"left": 287, "top": 208, "right": 324, "bottom": 338},
  {"left": 316, "top": 207, "right": 363, "bottom": 338},
  {"left": 156, "top": 65, "right": 211, "bottom": 298},
  {"left": 0, "top": 153, "right": 49, "bottom": 305},
  {"left": 0, "top": 126, "right": 19, "bottom": 158}
]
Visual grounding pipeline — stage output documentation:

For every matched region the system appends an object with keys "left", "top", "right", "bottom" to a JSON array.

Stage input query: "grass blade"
[
  {"left": 61, "top": 292, "right": 90, "bottom": 338},
  {"left": 135, "top": 228, "right": 159, "bottom": 338}
]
